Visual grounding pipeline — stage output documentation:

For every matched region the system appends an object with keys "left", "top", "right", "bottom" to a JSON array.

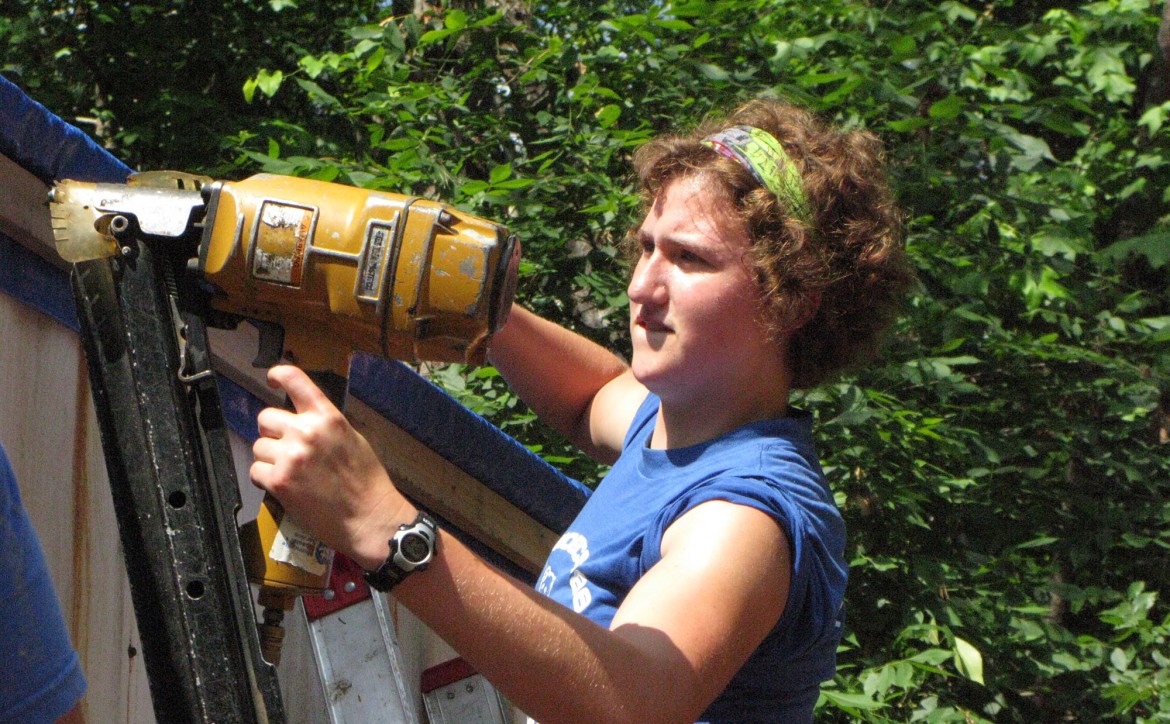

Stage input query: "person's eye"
[
  {"left": 679, "top": 249, "right": 706, "bottom": 265},
  {"left": 639, "top": 237, "right": 655, "bottom": 255}
]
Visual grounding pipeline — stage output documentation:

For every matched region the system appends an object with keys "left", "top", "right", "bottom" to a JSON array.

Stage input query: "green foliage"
[
  {"left": 4, "top": 0, "right": 1169, "bottom": 719},
  {"left": 0, "top": 0, "right": 387, "bottom": 170}
]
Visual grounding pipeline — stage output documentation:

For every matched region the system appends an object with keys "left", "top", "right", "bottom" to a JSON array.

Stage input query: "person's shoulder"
[{"left": 588, "top": 371, "right": 651, "bottom": 455}]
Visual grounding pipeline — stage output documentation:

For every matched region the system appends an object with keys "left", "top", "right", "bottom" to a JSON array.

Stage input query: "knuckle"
[{"left": 285, "top": 444, "right": 311, "bottom": 468}]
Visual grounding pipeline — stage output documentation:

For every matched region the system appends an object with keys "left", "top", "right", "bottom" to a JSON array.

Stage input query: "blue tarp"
[
  {"left": 0, "top": 76, "right": 132, "bottom": 185},
  {"left": 0, "top": 74, "right": 589, "bottom": 576}
]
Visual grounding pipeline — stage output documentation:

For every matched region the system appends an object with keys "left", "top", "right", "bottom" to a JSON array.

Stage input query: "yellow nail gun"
[
  {"left": 51, "top": 170, "right": 519, "bottom": 373},
  {"left": 49, "top": 169, "right": 519, "bottom": 665}
]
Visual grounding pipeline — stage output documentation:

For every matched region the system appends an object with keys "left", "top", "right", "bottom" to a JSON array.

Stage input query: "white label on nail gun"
[
  {"left": 270, "top": 517, "right": 334, "bottom": 576},
  {"left": 358, "top": 220, "right": 397, "bottom": 300}
]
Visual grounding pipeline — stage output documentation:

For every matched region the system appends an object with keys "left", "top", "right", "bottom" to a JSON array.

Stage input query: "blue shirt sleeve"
[
  {"left": 0, "top": 443, "right": 87, "bottom": 723},
  {"left": 647, "top": 474, "right": 846, "bottom": 643},
  {"left": 642, "top": 471, "right": 848, "bottom": 696}
]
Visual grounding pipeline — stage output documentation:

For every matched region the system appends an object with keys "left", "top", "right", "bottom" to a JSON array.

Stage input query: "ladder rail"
[
  {"left": 303, "top": 556, "right": 423, "bottom": 723},
  {"left": 422, "top": 657, "right": 511, "bottom": 724}
]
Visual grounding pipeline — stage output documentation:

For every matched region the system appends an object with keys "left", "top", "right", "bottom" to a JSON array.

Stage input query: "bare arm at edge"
[{"left": 56, "top": 701, "right": 84, "bottom": 724}]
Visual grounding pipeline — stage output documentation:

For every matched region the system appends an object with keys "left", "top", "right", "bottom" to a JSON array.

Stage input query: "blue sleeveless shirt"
[{"left": 536, "top": 394, "right": 847, "bottom": 722}]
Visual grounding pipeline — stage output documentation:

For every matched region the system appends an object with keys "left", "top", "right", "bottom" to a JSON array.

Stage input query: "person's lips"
[{"left": 636, "top": 312, "right": 671, "bottom": 333}]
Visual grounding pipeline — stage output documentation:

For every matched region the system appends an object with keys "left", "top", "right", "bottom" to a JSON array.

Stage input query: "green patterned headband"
[{"left": 701, "top": 125, "right": 813, "bottom": 226}]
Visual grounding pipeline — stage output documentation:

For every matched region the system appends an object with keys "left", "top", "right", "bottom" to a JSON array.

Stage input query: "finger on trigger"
[{"left": 269, "top": 365, "right": 329, "bottom": 414}]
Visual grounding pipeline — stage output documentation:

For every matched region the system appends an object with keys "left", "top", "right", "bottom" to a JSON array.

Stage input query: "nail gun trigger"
[{"left": 251, "top": 321, "right": 285, "bottom": 369}]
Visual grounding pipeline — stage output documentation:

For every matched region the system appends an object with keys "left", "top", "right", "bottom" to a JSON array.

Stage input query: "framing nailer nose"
[{"left": 49, "top": 170, "right": 520, "bottom": 664}]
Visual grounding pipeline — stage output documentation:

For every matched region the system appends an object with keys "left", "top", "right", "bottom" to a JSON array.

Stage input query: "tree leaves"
[
  {"left": 953, "top": 638, "right": 985, "bottom": 686},
  {"left": 243, "top": 69, "right": 284, "bottom": 102}
]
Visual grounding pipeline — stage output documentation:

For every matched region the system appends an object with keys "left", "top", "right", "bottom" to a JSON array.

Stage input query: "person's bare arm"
[
  {"left": 488, "top": 305, "right": 642, "bottom": 463},
  {"left": 393, "top": 500, "right": 789, "bottom": 723},
  {"left": 605, "top": 500, "right": 791, "bottom": 719},
  {"left": 56, "top": 701, "right": 84, "bottom": 724},
  {"left": 251, "top": 366, "right": 791, "bottom": 723}
]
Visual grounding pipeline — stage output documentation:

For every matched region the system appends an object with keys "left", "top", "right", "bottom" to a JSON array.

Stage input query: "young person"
[{"left": 251, "top": 98, "right": 913, "bottom": 722}]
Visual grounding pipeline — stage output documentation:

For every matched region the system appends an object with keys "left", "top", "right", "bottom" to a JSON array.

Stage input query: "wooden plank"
[
  {"left": 0, "top": 153, "right": 61, "bottom": 268},
  {"left": 76, "top": 393, "right": 157, "bottom": 723}
]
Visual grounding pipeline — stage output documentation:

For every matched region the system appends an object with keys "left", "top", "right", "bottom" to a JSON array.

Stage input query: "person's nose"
[{"left": 628, "top": 250, "right": 668, "bottom": 306}]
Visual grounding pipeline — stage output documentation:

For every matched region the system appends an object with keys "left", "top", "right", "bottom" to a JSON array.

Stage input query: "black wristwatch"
[{"left": 363, "top": 511, "right": 439, "bottom": 592}]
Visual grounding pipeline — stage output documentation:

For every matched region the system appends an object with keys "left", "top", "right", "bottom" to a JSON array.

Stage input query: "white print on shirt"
[
  {"left": 536, "top": 566, "right": 558, "bottom": 596},
  {"left": 569, "top": 570, "right": 592, "bottom": 612},
  {"left": 536, "top": 531, "right": 594, "bottom": 609},
  {"left": 553, "top": 531, "right": 590, "bottom": 567}
]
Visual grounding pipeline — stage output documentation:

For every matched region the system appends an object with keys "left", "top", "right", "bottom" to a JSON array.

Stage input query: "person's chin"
[{"left": 630, "top": 355, "right": 674, "bottom": 389}]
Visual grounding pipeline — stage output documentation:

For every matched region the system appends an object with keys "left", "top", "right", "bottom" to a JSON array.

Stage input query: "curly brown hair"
[{"left": 630, "top": 98, "right": 915, "bottom": 389}]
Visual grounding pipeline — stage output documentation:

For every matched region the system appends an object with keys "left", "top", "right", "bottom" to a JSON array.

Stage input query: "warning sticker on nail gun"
[
  {"left": 253, "top": 201, "right": 315, "bottom": 286},
  {"left": 270, "top": 516, "right": 334, "bottom": 577}
]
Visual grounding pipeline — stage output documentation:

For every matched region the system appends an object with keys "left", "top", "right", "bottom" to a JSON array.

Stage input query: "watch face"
[{"left": 400, "top": 532, "right": 430, "bottom": 564}]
